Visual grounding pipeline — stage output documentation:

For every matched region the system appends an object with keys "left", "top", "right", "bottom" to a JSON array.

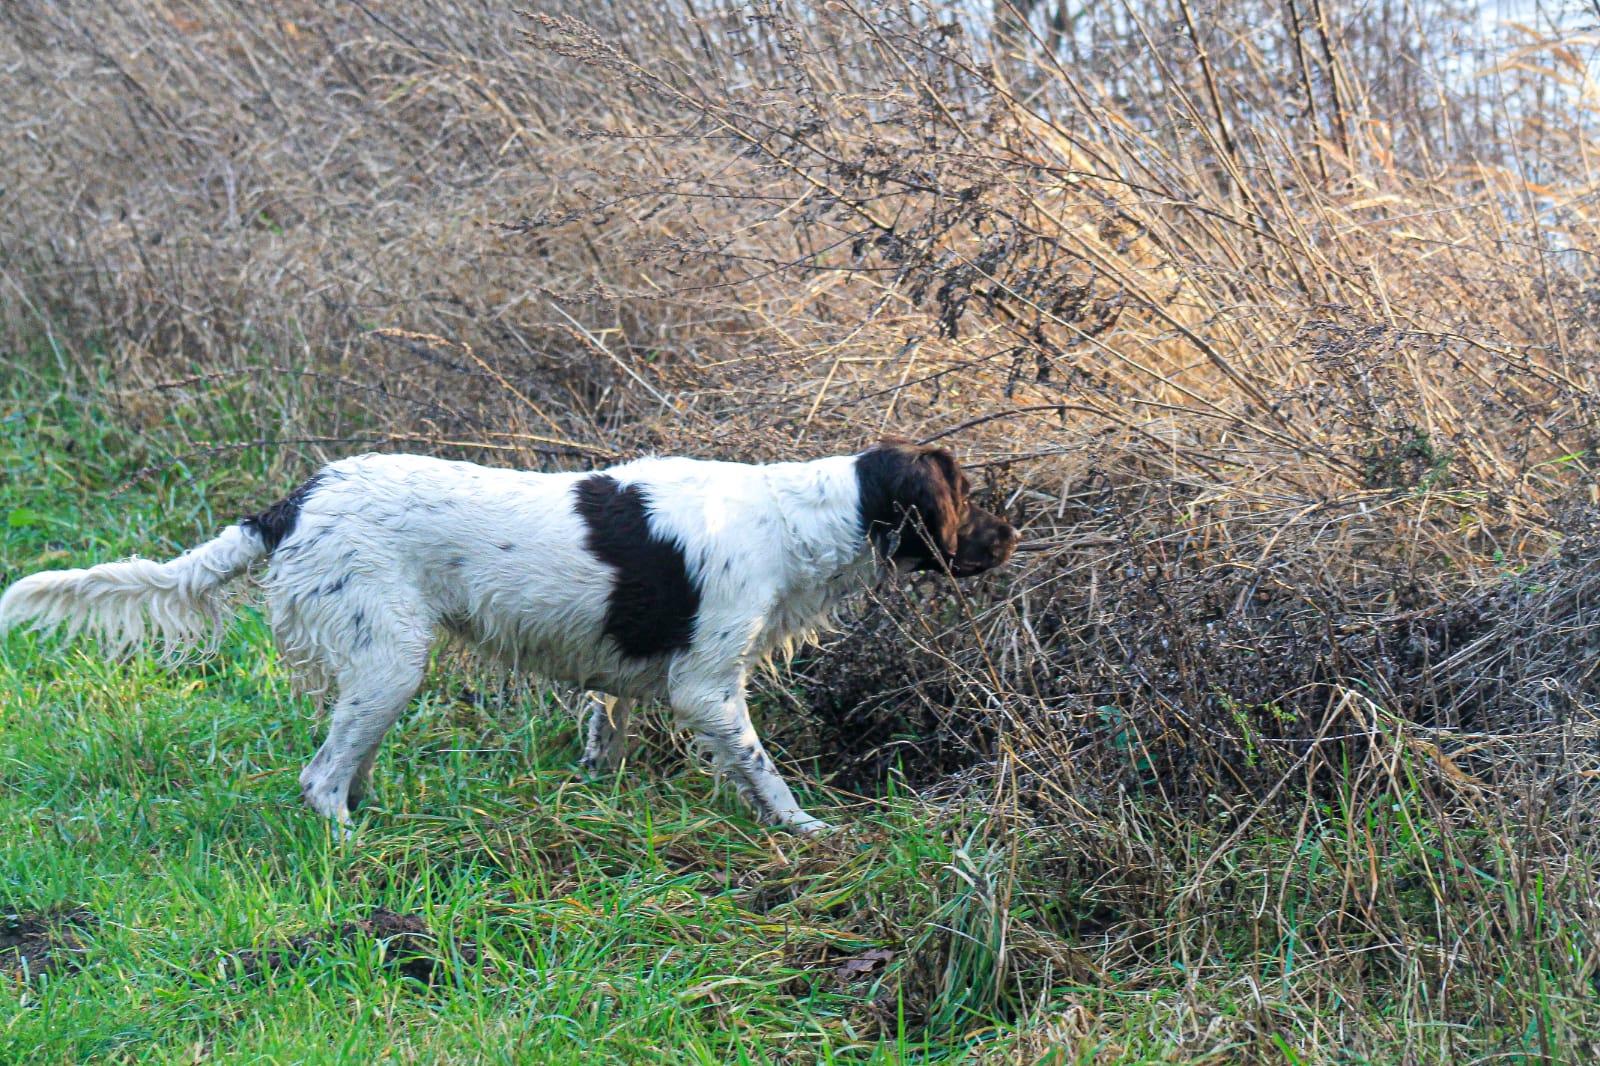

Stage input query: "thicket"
[{"left": 3, "top": 0, "right": 1599, "bottom": 1058}]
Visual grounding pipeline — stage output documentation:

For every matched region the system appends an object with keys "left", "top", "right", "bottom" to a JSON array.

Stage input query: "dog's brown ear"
[
  {"left": 911, "top": 447, "right": 964, "bottom": 557},
  {"left": 857, "top": 442, "right": 965, "bottom": 562}
]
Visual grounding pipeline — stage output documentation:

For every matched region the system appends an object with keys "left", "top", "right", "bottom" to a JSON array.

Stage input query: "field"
[{"left": 3, "top": 0, "right": 1600, "bottom": 1062}]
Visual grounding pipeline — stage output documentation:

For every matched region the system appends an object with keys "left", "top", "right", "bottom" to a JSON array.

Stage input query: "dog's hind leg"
[
  {"left": 299, "top": 640, "right": 429, "bottom": 826},
  {"left": 580, "top": 694, "right": 633, "bottom": 775}
]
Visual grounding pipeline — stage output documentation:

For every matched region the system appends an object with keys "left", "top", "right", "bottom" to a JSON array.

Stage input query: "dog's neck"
[
  {"left": 739, "top": 455, "right": 880, "bottom": 664},
  {"left": 758, "top": 455, "right": 879, "bottom": 590}
]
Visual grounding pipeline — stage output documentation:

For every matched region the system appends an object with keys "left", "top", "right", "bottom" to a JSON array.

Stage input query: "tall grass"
[{"left": 4, "top": 0, "right": 1600, "bottom": 1059}]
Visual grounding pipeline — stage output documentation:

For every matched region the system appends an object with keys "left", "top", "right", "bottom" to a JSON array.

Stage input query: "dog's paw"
[
  {"left": 577, "top": 754, "right": 620, "bottom": 779},
  {"left": 783, "top": 814, "right": 836, "bottom": 836}
]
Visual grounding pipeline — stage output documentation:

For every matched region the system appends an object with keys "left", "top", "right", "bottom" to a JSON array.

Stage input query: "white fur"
[
  {"left": 1, "top": 452, "right": 897, "bottom": 834},
  {"left": 0, "top": 525, "right": 263, "bottom": 655}
]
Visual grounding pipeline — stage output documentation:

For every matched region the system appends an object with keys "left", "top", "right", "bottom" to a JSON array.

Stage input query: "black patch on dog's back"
[
  {"left": 242, "top": 474, "right": 323, "bottom": 553},
  {"left": 574, "top": 474, "right": 701, "bottom": 658}
]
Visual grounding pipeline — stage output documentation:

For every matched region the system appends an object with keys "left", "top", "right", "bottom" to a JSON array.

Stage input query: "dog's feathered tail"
[{"left": 0, "top": 525, "right": 269, "bottom": 656}]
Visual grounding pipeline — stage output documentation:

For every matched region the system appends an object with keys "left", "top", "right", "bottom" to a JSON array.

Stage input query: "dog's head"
[{"left": 856, "top": 440, "right": 1017, "bottom": 577}]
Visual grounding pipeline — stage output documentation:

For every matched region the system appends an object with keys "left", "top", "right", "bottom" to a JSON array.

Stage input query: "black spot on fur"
[
  {"left": 320, "top": 575, "right": 349, "bottom": 596},
  {"left": 242, "top": 474, "right": 323, "bottom": 554},
  {"left": 497, "top": 542, "right": 515, "bottom": 552},
  {"left": 350, "top": 609, "right": 372, "bottom": 650},
  {"left": 574, "top": 474, "right": 701, "bottom": 658}
]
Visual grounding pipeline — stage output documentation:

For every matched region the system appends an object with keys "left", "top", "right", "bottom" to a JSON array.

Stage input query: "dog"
[{"left": 0, "top": 440, "right": 1016, "bottom": 834}]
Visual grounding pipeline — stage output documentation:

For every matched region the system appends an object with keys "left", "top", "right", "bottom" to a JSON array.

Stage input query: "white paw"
[
  {"left": 300, "top": 771, "right": 352, "bottom": 827},
  {"left": 783, "top": 814, "right": 835, "bottom": 836}
]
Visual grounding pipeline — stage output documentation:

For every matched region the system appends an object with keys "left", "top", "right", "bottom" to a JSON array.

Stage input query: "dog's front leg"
[{"left": 670, "top": 672, "right": 831, "bottom": 835}]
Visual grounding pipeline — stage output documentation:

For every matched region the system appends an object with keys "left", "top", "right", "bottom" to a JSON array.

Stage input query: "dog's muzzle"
[{"left": 949, "top": 508, "right": 1018, "bottom": 577}]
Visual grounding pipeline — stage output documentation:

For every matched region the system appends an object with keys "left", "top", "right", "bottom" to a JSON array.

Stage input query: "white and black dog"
[{"left": 0, "top": 440, "right": 1016, "bottom": 833}]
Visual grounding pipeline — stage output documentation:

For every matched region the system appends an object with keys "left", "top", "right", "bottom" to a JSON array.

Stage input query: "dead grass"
[{"left": 5, "top": 0, "right": 1600, "bottom": 1059}]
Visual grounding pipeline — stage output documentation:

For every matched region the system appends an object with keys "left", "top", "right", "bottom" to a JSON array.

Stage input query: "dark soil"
[
  {"left": 222, "top": 906, "right": 483, "bottom": 985},
  {"left": 0, "top": 908, "right": 95, "bottom": 980}
]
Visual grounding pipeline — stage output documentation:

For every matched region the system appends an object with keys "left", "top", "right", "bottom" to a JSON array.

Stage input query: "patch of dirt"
[
  {"left": 222, "top": 906, "right": 484, "bottom": 985},
  {"left": 0, "top": 908, "right": 95, "bottom": 980}
]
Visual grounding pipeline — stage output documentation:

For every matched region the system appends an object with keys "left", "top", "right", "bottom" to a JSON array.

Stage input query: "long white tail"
[{"left": 0, "top": 525, "right": 268, "bottom": 655}]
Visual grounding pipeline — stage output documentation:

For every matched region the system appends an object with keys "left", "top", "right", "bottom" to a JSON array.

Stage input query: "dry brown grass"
[{"left": 5, "top": 0, "right": 1600, "bottom": 1059}]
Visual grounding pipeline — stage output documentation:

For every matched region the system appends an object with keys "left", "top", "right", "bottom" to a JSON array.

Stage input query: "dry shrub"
[
  {"left": 0, "top": 0, "right": 752, "bottom": 472},
  {"left": 6, "top": 0, "right": 1600, "bottom": 1056}
]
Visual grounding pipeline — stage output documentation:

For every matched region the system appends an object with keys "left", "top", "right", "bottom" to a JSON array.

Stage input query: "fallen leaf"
[{"left": 834, "top": 947, "right": 895, "bottom": 980}]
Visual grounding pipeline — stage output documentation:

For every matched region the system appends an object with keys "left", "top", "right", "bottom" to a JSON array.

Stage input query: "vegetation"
[{"left": 3, "top": 0, "right": 1600, "bottom": 1061}]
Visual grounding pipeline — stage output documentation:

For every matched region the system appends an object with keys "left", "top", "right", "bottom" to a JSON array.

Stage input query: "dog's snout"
[
  {"left": 948, "top": 507, "right": 1017, "bottom": 576},
  {"left": 993, "top": 518, "right": 1018, "bottom": 561}
]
